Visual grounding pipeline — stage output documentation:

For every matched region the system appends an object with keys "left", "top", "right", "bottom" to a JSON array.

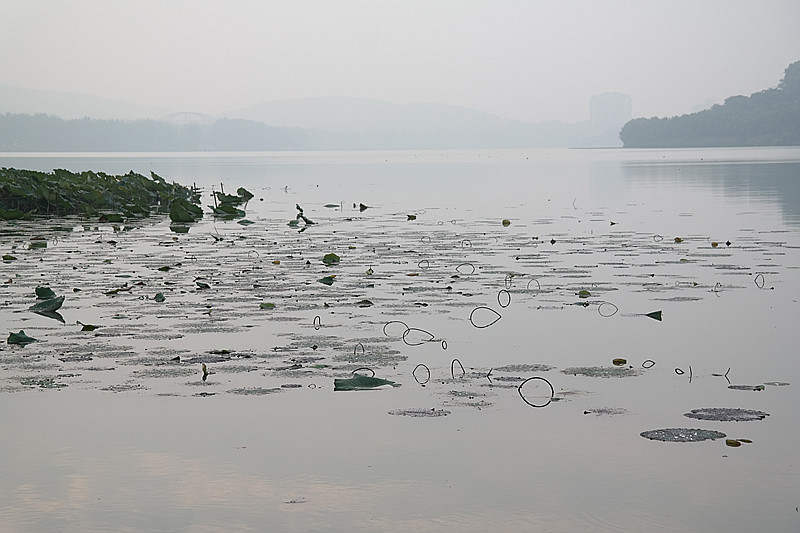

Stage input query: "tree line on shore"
[{"left": 620, "top": 61, "right": 800, "bottom": 148}]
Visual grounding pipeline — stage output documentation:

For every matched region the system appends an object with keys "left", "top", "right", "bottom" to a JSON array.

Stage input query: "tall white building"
[{"left": 590, "top": 92, "right": 632, "bottom": 135}]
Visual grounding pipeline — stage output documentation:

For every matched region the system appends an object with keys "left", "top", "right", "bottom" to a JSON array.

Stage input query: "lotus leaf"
[
  {"left": 334, "top": 375, "right": 400, "bottom": 391},
  {"left": 318, "top": 275, "right": 336, "bottom": 286},
  {"left": 8, "top": 330, "right": 39, "bottom": 345},
  {"left": 210, "top": 204, "right": 246, "bottom": 218},
  {"left": 99, "top": 213, "right": 124, "bottom": 223},
  {"left": 0, "top": 208, "right": 29, "bottom": 220},
  {"left": 236, "top": 187, "right": 254, "bottom": 201},
  {"left": 323, "top": 253, "right": 340, "bottom": 265},
  {"left": 29, "top": 295, "right": 65, "bottom": 313},
  {"left": 645, "top": 310, "right": 663, "bottom": 321},
  {"left": 169, "top": 197, "right": 203, "bottom": 223},
  {"left": 35, "top": 286, "right": 57, "bottom": 299}
]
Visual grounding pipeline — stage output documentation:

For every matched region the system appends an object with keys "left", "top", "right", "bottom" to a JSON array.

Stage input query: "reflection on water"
[
  {"left": 1, "top": 148, "right": 799, "bottom": 532},
  {"left": 622, "top": 158, "right": 800, "bottom": 227}
]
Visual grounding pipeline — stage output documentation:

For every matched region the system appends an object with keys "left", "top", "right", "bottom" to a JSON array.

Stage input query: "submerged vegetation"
[{"left": 0, "top": 167, "right": 200, "bottom": 220}]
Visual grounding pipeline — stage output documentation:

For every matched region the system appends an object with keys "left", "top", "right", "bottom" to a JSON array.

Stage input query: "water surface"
[{"left": 1, "top": 148, "right": 799, "bottom": 532}]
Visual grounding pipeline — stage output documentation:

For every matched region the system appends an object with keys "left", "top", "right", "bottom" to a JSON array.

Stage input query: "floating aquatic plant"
[
  {"left": 29, "top": 295, "right": 64, "bottom": 313},
  {"left": 562, "top": 366, "right": 641, "bottom": 378},
  {"left": 35, "top": 286, "right": 57, "bottom": 299},
  {"left": 0, "top": 168, "right": 199, "bottom": 217},
  {"left": 334, "top": 375, "right": 400, "bottom": 391},
  {"left": 19, "top": 376, "right": 66, "bottom": 389},
  {"left": 7, "top": 330, "right": 39, "bottom": 345},
  {"left": 728, "top": 384, "right": 765, "bottom": 391},
  {"left": 644, "top": 310, "right": 663, "bottom": 321},
  {"left": 684, "top": 408, "right": 769, "bottom": 422},
  {"left": 322, "top": 253, "right": 340, "bottom": 266},
  {"left": 388, "top": 408, "right": 450, "bottom": 417},
  {"left": 169, "top": 197, "right": 203, "bottom": 223},
  {"left": 640, "top": 428, "right": 726, "bottom": 442}
]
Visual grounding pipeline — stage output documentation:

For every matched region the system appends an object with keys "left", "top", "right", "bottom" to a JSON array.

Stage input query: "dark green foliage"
[
  {"left": 0, "top": 167, "right": 199, "bottom": 217},
  {"left": 7, "top": 330, "right": 39, "bottom": 345},
  {"left": 209, "top": 203, "right": 246, "bottom": 218},
  {"left": 170, "top": 197, "right": 203, "bottom": 222},
  {"left": 29, "top": 295, "right": 64, "bottom": 313},
  {"left": 334, "top": 375, "right": 400, "bottom": 391},
  {"left": 621, "top": 61, "right": 800, "bottom": 147},
  {"left": 35, "top": 286, "right": 57, "bottom": 299},
  {"left": 208, "top": 186, "right": 253, "bottom": 218},
  {"left": 322, "top": 253, "right": 340, "bottom": 266}
]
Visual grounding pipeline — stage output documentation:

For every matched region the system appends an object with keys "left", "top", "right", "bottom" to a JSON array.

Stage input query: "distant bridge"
[{"left": 159, "top": 112, "right": 216, "bottom": 125}]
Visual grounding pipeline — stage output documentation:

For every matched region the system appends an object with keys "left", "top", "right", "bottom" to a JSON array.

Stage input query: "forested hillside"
[{"left": 620, "top": 61, "right": 800, "bottom": 148}]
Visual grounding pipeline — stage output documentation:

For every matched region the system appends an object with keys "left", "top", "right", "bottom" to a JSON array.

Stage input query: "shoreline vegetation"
[
  {"left": 620, "top": 60, "right": 800, "bottom": 148},
  {"left": 0, "top": 167, "right": 200, "bottom": 221}
]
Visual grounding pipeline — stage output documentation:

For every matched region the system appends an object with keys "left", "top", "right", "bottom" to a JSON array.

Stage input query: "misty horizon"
[{"left": 2, "top": 1, "right": 799, "bottom": 126}]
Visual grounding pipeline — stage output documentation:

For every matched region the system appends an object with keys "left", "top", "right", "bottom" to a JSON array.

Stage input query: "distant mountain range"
[
  {"left": 223, "top": 96, "right": 620, "bottom": 149},
  {"left": 0, "top": 84, "right": 622, "bottom": 150},
  {"left": 0, "top": 83, "right": 170, "bottom": 120}
]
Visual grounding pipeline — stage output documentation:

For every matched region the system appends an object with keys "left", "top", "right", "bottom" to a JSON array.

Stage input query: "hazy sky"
[{"left": 1, "top": 0, "right": 799, "bottom": 122}]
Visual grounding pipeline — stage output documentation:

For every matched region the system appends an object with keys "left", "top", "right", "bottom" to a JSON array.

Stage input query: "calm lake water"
[{"left": 1, "top": 148, "right": 799, "bottom": 532}]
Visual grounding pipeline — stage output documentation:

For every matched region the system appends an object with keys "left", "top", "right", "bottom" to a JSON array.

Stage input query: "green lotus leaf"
[
  {"left": 8, "top": 330, "right": 39, "bottom": 345},
  {"left": 322, "top": 253, "right": 340, "bottom": 266},
  {"left": 29, "top": 295, "right": 64, "bottom": 313},
  {"left": 645, "top": 310, "right": 663, "bottom": 321},
  {"left": 334, "top": 375, "right": 400, "bottom": 391},
  {"left": 35, "top": 286, "right": 57, "bottom": 299}
]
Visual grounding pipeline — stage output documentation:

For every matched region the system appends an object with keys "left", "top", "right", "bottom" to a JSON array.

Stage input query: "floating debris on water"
[
  {"left": 493, "top": 364, "right": 555, "bottom": 373},
  {"left": 583, "top": 407, "right": 628, "bottom": 416},
  {"left": 728, "top": 384, "right": 766, "bottom": 391},
  {"left": 388, "top": 408, "right": 451, "bottom": 417},
  {"left": 227, "top": 387, "right": 283, "bottom": 395},
  {"left": 640, "top": 428, "right": 727, "bottom": 442},
  {"left": 684, "top": 408, "right": 769, "bottom": 422},
  {"left": 562, "top": 366, "right": 642, "bottom": 378},
  {"left": 101, "top": 383, "right": 145, "bottom": 392},
  {"left": 19, "top": 376, "right": 67, "bottom": 389}
]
